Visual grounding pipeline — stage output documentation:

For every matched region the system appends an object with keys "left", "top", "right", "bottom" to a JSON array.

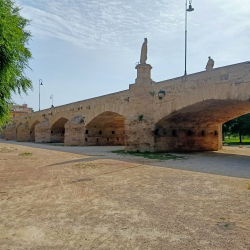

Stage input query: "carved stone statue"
[
  {"left": 206, "top": 56, "right": 214, "bottom": 71},
  {"left": 140, "top": 38, "right": 148, "bottom": 64}
]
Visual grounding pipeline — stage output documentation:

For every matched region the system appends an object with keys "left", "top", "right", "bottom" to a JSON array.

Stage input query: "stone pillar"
[
  {"left": 35, "top": 119, "right": 51, "bottom": 143},
  {"left": 125, "top": 64, "right": 155, "bottom": 152},
  {"left": 17, "top": 122, "right": 32, "bottom": 142},
  {"left": 4, "top": 123, "right": 17, "bottom": 141},
  {"left": 135, "top": 64, "right": 153, "bottom": 85},
  {"left": 125, "top": 117, "right": 155, "bottom": 152},
  {"left": 65, "top": 116, "right": 86, "bottom": 146}
]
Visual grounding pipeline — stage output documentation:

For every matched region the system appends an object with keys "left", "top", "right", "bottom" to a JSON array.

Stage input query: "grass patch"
[
  {"left": 111, "top": 150, "right": 185, "bottom": 160},
  {"left": 220, "top": 217, "right": 227, "bottom": 221},
  {"left": 223, "top": 138, "right": 250, "bottom": 146},
  {"left": 19, "top": 152, "right": 32, "bottom": 156}
]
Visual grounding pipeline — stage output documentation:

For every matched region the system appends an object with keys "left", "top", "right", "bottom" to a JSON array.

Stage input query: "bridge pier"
[
  {"left": 125, "top": 117, "right": 155, "bottom": 152},
  {"left": 65, "top": 116, "right": 86, "bottom": 146},
  {"left": 5, "top": 123, "right": 17, "bottom": 141},
  {"left": 35, "top": 120, "right": 51, "bottom": 143},
  {"left": 17, "top": 122, "right": 33, "bottom": 142}
]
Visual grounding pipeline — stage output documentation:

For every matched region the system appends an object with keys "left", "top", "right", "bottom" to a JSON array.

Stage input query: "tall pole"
[
  {"left": 184, "top": 0, "right": 194, "bottom": 76},
  {"left": 39, "top": 79, "right": 42, "bottom": 111},
  {"left": 184, "top": 0, "right": 188, "bottom": 76}
]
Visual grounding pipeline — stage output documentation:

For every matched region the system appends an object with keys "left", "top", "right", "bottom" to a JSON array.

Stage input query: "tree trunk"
[
  {"left": 239, "top": 131, "right": 242, "bottom": 143},
  {"left": 222, "top": 132, "right": 225, "bottom": 141}
]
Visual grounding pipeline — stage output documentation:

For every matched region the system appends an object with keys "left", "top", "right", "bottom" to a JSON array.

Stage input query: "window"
[
  {"left": 112, "top": 131, "right": 115, "bottom": 134},
  {"left": 85, "top": 130, "right": 89, "bottom": 134},
  {"left": 99, "top": 131, "right": 102, "bottom": 135},
  {"left": 202, "top": 131, "right": 205, "bottom": 136},
  {"left": 172, "top": 130, "right": 177, "bottom": 137}
]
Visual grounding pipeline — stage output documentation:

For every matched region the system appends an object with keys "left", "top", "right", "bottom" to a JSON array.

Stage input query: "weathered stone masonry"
[{"left": 3, "top": 61, "right": 250, "bottom": 152}]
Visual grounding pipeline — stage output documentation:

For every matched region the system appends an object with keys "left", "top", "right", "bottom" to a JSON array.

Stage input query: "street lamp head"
[{"left": 187, "top": 4, "right": 194, "bottom": 12}]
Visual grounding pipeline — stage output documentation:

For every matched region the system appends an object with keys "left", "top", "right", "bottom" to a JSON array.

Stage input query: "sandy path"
[{"left": 0, "top": 142, "right": 250, "bottom": 249}]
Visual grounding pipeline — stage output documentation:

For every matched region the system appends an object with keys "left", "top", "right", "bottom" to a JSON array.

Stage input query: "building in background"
[{"left": 9, "top": 104, "right": 34, "bottom": 117}]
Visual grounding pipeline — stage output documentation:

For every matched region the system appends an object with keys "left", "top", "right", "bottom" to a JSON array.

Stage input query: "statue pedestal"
[{"left": 135, "top": 64, "right": 153, "bottom": 85}]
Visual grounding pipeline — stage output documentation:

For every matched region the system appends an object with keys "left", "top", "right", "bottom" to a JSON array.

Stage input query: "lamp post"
[
  {"left": 39, "top": 79, "right": 43, "bottom": 111},
  {"left": 50, "top": 95, "right": 54, "bottom": 107},
  {"left": 184, "top": 0, "right": 194, "bottom": 76}
]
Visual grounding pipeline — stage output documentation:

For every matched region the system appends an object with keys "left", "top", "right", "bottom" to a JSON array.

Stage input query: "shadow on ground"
[{"left": 1, "top": 139, "right": 250, "bottom": 179}]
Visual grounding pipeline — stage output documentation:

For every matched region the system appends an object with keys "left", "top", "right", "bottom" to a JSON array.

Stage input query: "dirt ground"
[{"left": 0, "top": 142, "right": 250, "bottom": 250}]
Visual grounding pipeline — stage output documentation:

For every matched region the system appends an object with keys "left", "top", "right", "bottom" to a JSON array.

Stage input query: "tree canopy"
[
  {"left": 0, "top": 0, "right": 32, "bottom": 126},
  {"left": 223, "top": 114, "right": 250, "bottom": 142}
]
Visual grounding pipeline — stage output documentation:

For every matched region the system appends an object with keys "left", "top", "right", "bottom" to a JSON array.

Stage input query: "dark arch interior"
[
  {"left": 85, "top": 111, "right": 125, "bottom": 146},
  {"left": 50, "top": 118, "right": 69, "bottom": 143},
  {"left": 157, "top": 100, "right": 250, "bottom": 127},
  {"left": 155, "top": 99, "right": 250, "bottom": 152}
]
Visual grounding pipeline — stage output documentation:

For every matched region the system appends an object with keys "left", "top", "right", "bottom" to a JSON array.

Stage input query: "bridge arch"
[
  {"left": 85, "top": 111, "right": 126, "bottom": 146},
  {"left": 86, "top": 103, "right": 127, "bottom": 125},
  {"left": 50, "top": 117, "right": 69, "bottom": 143},
  {"left": 154, "top": 80, "right": 250, "bottom": 124},
  {"left": 154, "top": 99, "right": 250, "bottom": 152}
]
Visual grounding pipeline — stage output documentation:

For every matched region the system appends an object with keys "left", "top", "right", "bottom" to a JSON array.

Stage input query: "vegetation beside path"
[
  {"left": 111, "top": 150, "right": 185, "bottom": 160},
  {"left": 223, "top": 138, "right": 250, "bottom": 146}
]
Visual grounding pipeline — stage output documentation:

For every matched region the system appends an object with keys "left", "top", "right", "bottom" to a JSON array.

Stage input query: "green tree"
[
  {"left": 230, "top": 114, "right": 250, "bottom": 143},
  {"left": 0, "top": 0, "right": 32, "bottom": 126},
  {"left": 223, "top": 114, "right": 250, "bottom": 143}
]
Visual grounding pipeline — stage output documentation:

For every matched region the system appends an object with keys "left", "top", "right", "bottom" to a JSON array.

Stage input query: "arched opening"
[
  {"left": 30, "top": 121, "right": 40, "bottom": 142},
  {"left": 85, "top": 111, "right": 125, "bottom": 146},
  {"left": 50, "top": 118, "right": 69, "bottom": 143},
  {"left": 155, "top": 99, "right": 250, "bottom": 152}
]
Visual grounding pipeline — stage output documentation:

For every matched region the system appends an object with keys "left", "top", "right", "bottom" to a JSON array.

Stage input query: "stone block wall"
[
  {"left": 17, "top": 122, "right": 32, "bottom": 142},
  {"left": 85, "top": 126, "right": 125, "bottom": 146},
  {"left": 154, "top": 124, "right": 222, "bottom": 152},
  {"left": 125, "top": 118, "right": 155, "bottom": 152},
  {"left": 35, "top": 120, "right": 51, "bottom": 143},
  {"left": 64, "top": 116, "right": 86, "bottom": 146},
  {"left": 4, "top": 124, "right": 17, "bottom": 141},
  {"left": 65, "top": 124, "right": 86, "bottom": 146}
]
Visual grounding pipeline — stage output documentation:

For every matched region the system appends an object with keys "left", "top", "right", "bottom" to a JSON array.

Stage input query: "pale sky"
[{"left": 13, "top": 0, "right": 250, "bottom": 111}]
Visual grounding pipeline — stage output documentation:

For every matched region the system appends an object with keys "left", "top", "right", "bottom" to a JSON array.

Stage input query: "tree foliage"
[
  {"left": 0, "top": 0, "right": 32, "bottom": 126},
  {"left": 223, "top": 114, "right": 250, "bottom": 142}
]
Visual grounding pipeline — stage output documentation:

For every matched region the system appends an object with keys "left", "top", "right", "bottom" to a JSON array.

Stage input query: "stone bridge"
[{"left": 3, "top": 61, "right": 250, "bottom": 152}]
